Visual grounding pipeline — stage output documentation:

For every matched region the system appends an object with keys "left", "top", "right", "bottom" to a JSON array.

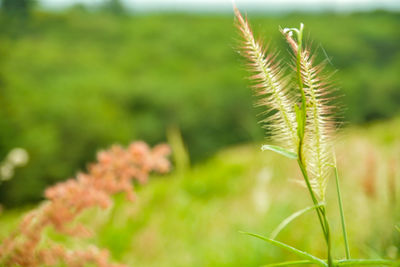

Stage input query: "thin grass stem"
[
  {"left": 298, "top": 159, "right": 333, "bottom": 267},
  {"left": 293, "top": 24, "right": 333, "bottom": 267},
  {"left": 295, "top": 23, "right": 307, "bottom": 128},
  {"left": 333, "top": 160, "right": 350, "bottom": 259},
  {"left": 297, "top": 159, "right": 327, "bottom": 237},
  {"left": 320, "top": 206, "right": 333, "bottom": 267}
]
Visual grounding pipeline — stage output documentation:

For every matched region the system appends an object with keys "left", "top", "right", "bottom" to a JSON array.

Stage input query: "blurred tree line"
[
  {"left": 1, "top": 0, "right": 125, "bottom": 16},
  {"left": 0, "top": 3, "right": 399, "bottom": 206},
  {"left": 1, "top": 0, "right": 35, "bottom": 16}
]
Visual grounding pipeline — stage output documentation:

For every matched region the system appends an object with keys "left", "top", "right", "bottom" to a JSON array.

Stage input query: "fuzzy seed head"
[
  {"left": 234, "top": 7, "right": 299, "bottom": 152},
  {"left": 283, "top": 30, "right": 336, "bottom": 200}
]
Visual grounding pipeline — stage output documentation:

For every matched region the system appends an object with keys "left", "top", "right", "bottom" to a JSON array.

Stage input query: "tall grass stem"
[
  {"left": 298, "top": 159, "right": 333, "bottom": 267},
  {"left": 293, "top": 24, "right": 333, "bottom": 267},
  {"left": 298, "top": 159, "right": 327, "bottom": 237},
  {"left": 334, "top": 163, "right": 350, "bottom": 259}
]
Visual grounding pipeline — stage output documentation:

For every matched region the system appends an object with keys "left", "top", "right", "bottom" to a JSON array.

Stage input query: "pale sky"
[{"left": 40, "top": 0, "right": 400, "bottom": 12}]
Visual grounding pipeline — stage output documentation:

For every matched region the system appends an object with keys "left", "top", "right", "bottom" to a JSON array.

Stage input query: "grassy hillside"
[
  {"left": 1, "top": 118, "right": 399, "bottom": 265},
  {"left": 0, "top": 10, "right": 399, "bottom": 205}
]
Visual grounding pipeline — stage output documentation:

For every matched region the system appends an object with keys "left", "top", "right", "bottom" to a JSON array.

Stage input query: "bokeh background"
[{"left": 0, "top": 0, "right": 399, "bottom": 265}]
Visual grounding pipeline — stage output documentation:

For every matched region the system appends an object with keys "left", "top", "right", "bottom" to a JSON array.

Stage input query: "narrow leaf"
[
  {"left": 262, "top": 260, "right": 313, "bottom": 266},
  {"left": 270, "top": 204, "right": 323, "bottom": 239},
  {"left": 261, "top": 145, "right": 297, "bottom": 159},
  {"left": 240, "top": 231, "right": 327, "bottom": 266},
  {"left": 335, "top": 259, "right": 397, "bottom": 266},
  {"left": 333, "top": 162, "right": 350, "bottom": 259}
]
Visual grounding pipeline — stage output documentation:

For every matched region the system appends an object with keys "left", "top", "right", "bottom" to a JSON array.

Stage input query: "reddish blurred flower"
[{"left": 0, "top": 141, "right": 171, "bottom": 267}]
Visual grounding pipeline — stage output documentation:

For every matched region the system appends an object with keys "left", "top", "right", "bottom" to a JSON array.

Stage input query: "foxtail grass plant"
[{"left": 234, "top": 7, "right": 398, "bottom": 266}]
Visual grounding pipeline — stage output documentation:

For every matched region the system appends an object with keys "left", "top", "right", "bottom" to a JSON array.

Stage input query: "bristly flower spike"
[
  {"left": 234, "top": 7, "right": 298, "bottom": 152},
  {"left": 282, "top": 25, "right": 335, "bottom": 201}
]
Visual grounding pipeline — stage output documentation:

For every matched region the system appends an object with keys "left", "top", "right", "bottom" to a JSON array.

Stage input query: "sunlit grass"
[{"left": 1, "top": 118, "right": 398, "bottom": 266}]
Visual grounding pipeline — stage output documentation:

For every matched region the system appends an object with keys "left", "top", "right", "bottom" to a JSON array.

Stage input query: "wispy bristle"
[
  {"left": 283, "top": 31, "right": 335, "bottom": 200},
  {"left": 234, "top": 7, "right": 298, "bottom": 151}
]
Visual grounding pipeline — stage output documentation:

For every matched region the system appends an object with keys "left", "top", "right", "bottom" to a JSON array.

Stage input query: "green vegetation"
[
  {"left": 1, "top": 118, "right": 399, "bottom": 265},
  {"left": 0, "top": 9, "right": 399, "bottom": 207},
  {"left": 234, "top": 11, "right": 394, "bottom": 264}
]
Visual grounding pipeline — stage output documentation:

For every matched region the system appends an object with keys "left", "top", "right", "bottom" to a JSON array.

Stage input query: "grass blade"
[
  {"left": 333, "top": 158, "right": 350, "bottom": 259},
  {"left": 262, "top": 260, "right": 313, "bottom": 266},
  {"left": 240, "top": 231, "right": 327, "bottom": 266},
  {"left": 266, "top": 259, "right": 400, "bottom": 266},
  {"left": 335, "top": 259, "right": 397, "bottom": 266},
  {"left": 261, "top": 145, "right": 297, "bottom": 159},
  {"left": 270, "top": 204, "right": 323, "bottom": 239}
]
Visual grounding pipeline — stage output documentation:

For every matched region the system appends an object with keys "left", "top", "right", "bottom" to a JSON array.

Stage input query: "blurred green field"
[
  {"left": 1, "top": 4, "right": 400, "bottom": 265},
  {"left": 1, "top": 118, "right": 399, "bottom": 265},
  {"left": 0, "top": 9, "right": 399, "bottom": 206}
]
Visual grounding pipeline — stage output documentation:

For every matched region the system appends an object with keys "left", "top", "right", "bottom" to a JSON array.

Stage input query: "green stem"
[
  {"left": 294, "top": 23, "right": 333, "bottom": 267},
  {"left": 334, "top": 162, "right": 350, "bottom": 259},
  {"left": 298, "top": 159, "right": 333, "bottom": 266},
  {"left": 320, "top": 206, "right": 333, "bottom": 267},
  {"left": 297, "top": 159, "right": 327, "bottom": 237},
  {"left": 296, "top": 24, "right": 307, "bottom": 121}
]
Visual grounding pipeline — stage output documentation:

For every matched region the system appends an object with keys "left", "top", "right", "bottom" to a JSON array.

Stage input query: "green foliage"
[
  {"left": 1, "top": 0, "right": 35, "bottom": 17},
  {"left": 0, "top": 10, "right": 399, "bottom": 205},
  {"left": 270, "top": 204, "right": 323, "bottom": 239},
  {"left": 101, "top": 0, "right": 126, "bottom": 15},
  {"left": 261, "top": 145, "right": 298, "bottom": 159},
  {"left": 1, "top": 119, "right": 399, "bottom": 266},
  {"left": 240, "top": 231, "right": 328, "bottom": 266}
]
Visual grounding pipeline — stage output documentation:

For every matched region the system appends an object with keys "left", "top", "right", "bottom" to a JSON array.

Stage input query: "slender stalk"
[
  {"left": 295, "top": 23, "right": 307, "bottom": 127},
  {"left": 294, "top": 24, "right": 333, "bottom": 267},
  {"left": 320, "top": 206, "right": 333, "bottom": 267},
  {"left": 334, "top": 162, "right": 350, "bottom": 259},
  {"left": 297, "top": 159, "right": 327, "bottom": 237},
  {"left": 298, "top": 159, "right": 333, "bottom": 266}
]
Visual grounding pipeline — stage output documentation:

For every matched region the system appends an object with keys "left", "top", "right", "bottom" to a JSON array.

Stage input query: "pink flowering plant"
[{"left": 0, "top": 141, "right": 171, "bottom": 267}]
